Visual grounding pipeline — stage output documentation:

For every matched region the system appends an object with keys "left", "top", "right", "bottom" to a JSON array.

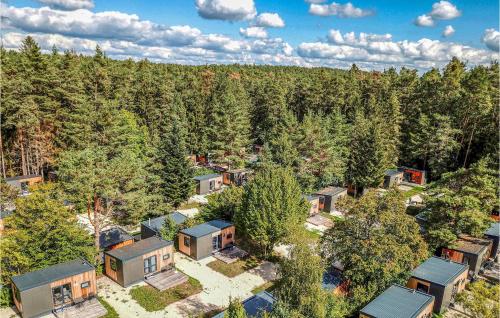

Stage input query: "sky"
[{"left": 1, "top": 0, "right": 499, "bottom": 71}]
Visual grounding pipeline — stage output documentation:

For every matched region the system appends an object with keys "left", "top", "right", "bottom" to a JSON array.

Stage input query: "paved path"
[{"left": 98, "top": 252, "right": 277, "bottom": 317}]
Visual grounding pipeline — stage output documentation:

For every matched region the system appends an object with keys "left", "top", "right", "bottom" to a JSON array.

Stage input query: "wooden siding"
[
  {"left": 12, "top": 283, "right": 22, "bottom": 313},
  {"left": 178, "top": 233, "right": 191, "bottom": 256},
  {"left": 407, "top": 278, "right": 431, "bottom": 292},
  {"left": 142, "top": 245, "right": 174, "bottom": 272},
  {"left": 221, "top": 226, "right": 235, "bottom": 248},
  {"left": 441, "top": 248, "right": 464, "bottom": 263},
  {"left": 104, "top": 254, "right": 119, "bottom": 282},
  {"left": 109, "top": 239, "right": 134, "bottom": 250},
  {"left": 308, "top": 198, "right": 320, "bottom": 215},
  {"left": 49, "top": 269, "right": 96, "bottom": 300},
  {"left": 223, "top": 172, "right": 231, "bottom": 185}
]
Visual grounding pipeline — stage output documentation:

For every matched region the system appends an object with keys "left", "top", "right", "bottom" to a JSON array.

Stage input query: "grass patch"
[
  {"left": 129, "top": 277, "right": 202, "bottom": 312},
  {"left": 179, "top": 201, "right": 202, "bottom": 209},
  {"left": 304, "top": 228, "right": 322, "bottom": 241},
  {"left": 207, "top": 256, "right": 260, "bottom": 277},
  {"left": 251, "top": 281, "right": 276, "bottom": 294},
  {"left": 98, "top": 296, "right": 120, "bottom": 318},
  {"left": 403, "top": 186, "right": 425, "bottom": 199}
]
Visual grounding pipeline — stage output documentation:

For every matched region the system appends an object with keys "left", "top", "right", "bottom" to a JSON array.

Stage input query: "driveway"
[{"left": 98, "top": 252, "right": 277, "bottom": 317}]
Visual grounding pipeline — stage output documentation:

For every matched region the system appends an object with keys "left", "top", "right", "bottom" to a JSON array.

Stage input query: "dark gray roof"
[
  {"left": 385, "top": 169, "right": 403, "bottom": 177},
  {"left": 99, "top": 228, "right": 134, "bottom": 250},
  {"left": 304, "top": 194, "right": 319, "bottom": 201},
  {"left": 485, "top": 222, "right": 500, "bottom": 238},
  {"left": 194, "top": 173, "right": 221, "bottom": 181},
  {"left": 360, "top": 285, "right": 434, "bottom": 318},
  {"left": 213, "top": 291, "right": 275, "bottom": 318},
  {"left": 180, "top": 220, "right": 233, "bottom": 238},
  {"left": 5, "top": 174, "right": 41, "bottom": 182},
  {"left": 314, "top": 186, "right": 347, "bottom": 197},
  {"left": 411, "top": 257, "right": 468, "bottom": 286},
  {"left": 142, "top": 212, "right": 188, "bottom": 232},
  {"left": 11, "top": 259, "right": 94, "bottom": 292},
  {"left": 452, "top": 235, "right": 491, "bottom": 255},
  {"left": 322, "top": 269, "right": 343, "bottom": 291},
  {"left": 105, "top": 237, "right": 172, "bottom": 261}
]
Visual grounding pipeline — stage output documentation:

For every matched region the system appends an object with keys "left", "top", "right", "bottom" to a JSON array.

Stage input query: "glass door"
[
  {"left": 52, "top": 283, "right": 72, "bottom": 308},
  {"left": 144, "top": 255, "right": 157, "bottom": 274}
]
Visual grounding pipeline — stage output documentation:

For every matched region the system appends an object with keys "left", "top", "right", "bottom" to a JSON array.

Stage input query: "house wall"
[
  {"left": 17, "top": 284, "right": 52, "bottom": 318},
  {"left": 308, "top": 198, "right": 320, "bottom": 215},
  {"left": 178, "top": 233, "right": 192, "bottom": 257},
  {"left": 6, "top": 176, "right": 43, "bottom": 190},
  {"left": 49, "top": 269, "right": 97, "bottom": 300},
  {"left": 141, "top": 224, "right": 157, "bottom": 240},
  {"left": 223, "top": 172, "right": 231, "bottom": 185},
  {"left": 196, "top": 234, "right": 215, "bottom": 260},
  {"left": 417, "top": 300, "right": 435, "bottom": 318},
  {"left": 221, "top": 226, "right": 235, "bottom": 248},
  {"left": 104, "top": 254, "right": 120, "bottom": 284},
  {"left": 487, "top": 236, "right": 499, "bottom": 258},
  {"left": 109, "top": 239, "right": 134, "bottom": 250},
  {"left": 197, "top": 176, "right": 224, "bottom": 195}
]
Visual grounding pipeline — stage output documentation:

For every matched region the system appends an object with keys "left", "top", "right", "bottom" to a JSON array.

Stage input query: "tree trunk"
[
  {"left": 463, "top": 123, "right": 477, "bottom": 167},
  {"left": 89, "top": 194, "right": 101, "bottom": 264},
  {"left": 19, "top": 131, "right": 27, "bottom": 175},
  {"left": 0, "top": 129, "right": 6, "bottom": 179}
]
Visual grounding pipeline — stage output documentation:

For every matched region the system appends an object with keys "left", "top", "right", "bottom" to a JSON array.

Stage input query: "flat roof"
[
  {"left": 226, "top": 168, "right": 252, "bottom": 173},
  {"left": 180, "top": 219, "right": 233, "bottom": 238},
  {"left": 411, "top": 257, "right": 468, "bottom": 286},
  {"left": 304, "top": 194, "right": 319, "bottom": 201},
  {"left": 193, "top": 173, "right": 221, "bottom": 181},
  {"left": 99, "top": 227, "right": 134, "bottom": 250},
  {"left": 5, "top": 174, "right": 41, "bottom": 182},
  {"left": 360, "top": 285, "right": 434, "bottom": 318},
  {"left": 213, "top": 291, "right": 275, "bottom": 318},
  {"left": 452, "top": 235, "right": 491, "bottom": 255},
  {"left": 142, "top": 212, "right": 188, "bottom": 232},
  {"left": 314, "top": 186, "right": 347, "bottom": 197},
  {"left": 385, "top": 169, "right": 403, "bottom": 177},
  {"left": 486, "top": 222, "right": 500, "bottom": 238},
  {"left": 105, "top": 237, "right": 172, "bottom": 261},
  {"left": 11, "top": 259, "right": 94, "bottom": 292}
]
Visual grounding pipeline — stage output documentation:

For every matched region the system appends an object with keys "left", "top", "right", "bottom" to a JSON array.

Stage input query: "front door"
[
  {"left": 212, "top": 235, "right": 222, "bottom": 251},
  {"left": 52, "top": 283, "right": 72, "bottom": 308},
  {"left": 209, "top": 180, "right": 215, "bottom": 191},
  {"left": 144, "top": 255, "right": 157, "bottom": 274}
]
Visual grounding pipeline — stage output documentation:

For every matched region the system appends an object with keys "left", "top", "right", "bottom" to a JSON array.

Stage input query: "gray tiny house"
[
  {"left": 194, "top": 173, "right": 223, "bottom": 195},
  {"left": 485, "top": 222, "right": 500, "bottom": 258},
  {"left": 313, "top": 187, "right": 348, "bottom": 213},
  {"left": 383, "top": 169, "right": 404, "bottom": 188},
  {"left": 141, "top": 212, "right": 188, "bottom": 239},
  {"left": 178, "top": 220, "right": 235, "bottom": 260},
  {"left": 104, "top": 237, "right": 174, "bottom": 287},
  {"left": 11, "top": 259, "right": 97, "bottom": 318}
]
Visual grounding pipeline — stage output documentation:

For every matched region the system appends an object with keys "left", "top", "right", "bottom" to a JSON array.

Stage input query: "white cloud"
[
  {"left": 240, "top": 27, "right": 267, "bottom": 38},
  {"left": 254, "top": 13, "right": 285, "bottom": 28},
  {"left": 299, "top": 29, "right": 499, "bottom": 70},
  {"left": 415, "top": 14, "right": 435, "bottom": 27},
  {"left": 482, "top": 29, "right": 499, "bottom": 51},
  {"left": 442, "top": 25, "right": 455, "bottom": 37},
  {"left": 195, "top": 0, "right": 256, "bottom": 21},
  {"left": 415, "top": 1, "right": 461, "bottom": 28},
  {"left": 37, "top": 0, "right": 94, "bottom": 10},
  {"left": 309, "top": 2, "right": 374, "bottom": 18},
  {"left": 429, "top": 1, "right": 461, "bottom": 20}
]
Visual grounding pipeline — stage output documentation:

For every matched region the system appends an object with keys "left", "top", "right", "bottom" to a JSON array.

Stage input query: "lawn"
[
  {"left": 251, "top": 281, "right": 276, "bottom": 294},
  {"left": 97, "top": 296, "right": 120, "bottom": 318},
  {"left": 304, "top": 228, "right": 322, "bottom": 241},
  {"left": 129, "top": 277, "right": 203, "bottom": 312},
  {"left": 207, "top": 256, "right": 260, "bottom": 277},
  {"left": 403, "top": 186, "right": 425, "bottom": 199}
]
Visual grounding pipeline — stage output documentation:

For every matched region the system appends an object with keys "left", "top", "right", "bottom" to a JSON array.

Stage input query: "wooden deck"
[
  {"left": 53, "top": 298, "right": 107, "bottom": 318},
  {"left": 307, "top": 214, "right": 333, "bottom": 228},
  {"left": 145, "top": 270, "right": 188, "bottom": 291},
  {"left": 213, "top": 246, "right": 248, "bottom": 264}
]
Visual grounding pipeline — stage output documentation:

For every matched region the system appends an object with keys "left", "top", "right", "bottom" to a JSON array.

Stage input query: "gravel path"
[{"left": 98, "top": 252, "right": 277, "bottom": 317}]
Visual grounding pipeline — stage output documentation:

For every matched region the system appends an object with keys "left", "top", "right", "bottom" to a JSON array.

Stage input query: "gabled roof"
[
  {"left": 5, "top": 174, "right": 41, "bottom": 182},
  {"left": 451, "top": 235, "right": 491, "bottom": 255},
  {"left": 142, "top": 212, "right": 188, "bottom": 232},
  {"left": 213, "top": 291, "right": 276, "bottom": 318},
  {"left": 360, "top": 285, "right": 434, "bottom": 318},
  {"left": 180, "top": 219, "right": 233, "bottom": 238},
  {"left": 105, "top": 237, "right": 172, "bottom": 261},
  {"left": 194, "top": 173, "right": 221, "bottom": 181},
  {"left": 314, "top": 186, "right": 347, "bottom": 197},
  {"left": 99, "top": 227, "right": 134, "bottom": 250},
  {"left": 11, "top": 259, "right": 94, "bottom": 292},
  {"left": 485, "top": 222, "right": 500, "bottom": 238},
  {"left": 411, "top": 257, "right": 468, "bottom": 286}
]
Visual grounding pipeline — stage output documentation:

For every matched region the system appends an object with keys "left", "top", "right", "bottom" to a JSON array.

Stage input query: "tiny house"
[
  {"left": 178, "top": 220, "right": 235, "bottom": 260},
  {"left": 383, "top": 169, "right": 404, "bottom": 188},
  {"left": 441, "top": 235, "right": 492, "bottom": 277},
  {"left": 194, "top": 173, "right": 223, "bottom": 195},
  {"left": 485, "top": 222, "right": 500, "bottom": 259},
  {"left": 304, "top": 195, "right": 320, "bottom": 216},
  {"left": 141, "top": 212, "right": 188, "bottom": 239},
  {"left": 407, "top": 257, "right": 468, "bottom": 313},
  {"left": 104, "top": 237, "right": 174, "bottom": 287},
  {"left": 400, "top": 167, "right": 427, "bottom": 185},
  {"left": 313, "top": 187, "right": 348, "bottom": 213},
  {"left": 223, "top": 169, "right": 252, "bottom": 186},
  {"left": 5, "top": 174, "right": 43, "bottom": 194},
  {"left": 359, "top": 285, "right": 435, "bottom": 318},
  {"left": 11, "top": 259, "right": 97, "bottom": 318},
  {"left": 213, "top": 291, "right": 275, "bottom": 318},
  {"left": 99, "top": 228, "right": 134, "bottom": 263}
]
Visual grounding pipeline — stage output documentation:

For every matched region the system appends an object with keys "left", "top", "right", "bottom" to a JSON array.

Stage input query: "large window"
[
  {"left": 52, "top": 283, "right": 72, "bottom": 307},
  {"left": 416, "top": 282, "right": 429, "bottom": 293},
  {"left": 144, "top": 255, "right": 157, "bottom": 274},
  {"left": 184, "top": 237, "right": 190, "bottom": 247}
]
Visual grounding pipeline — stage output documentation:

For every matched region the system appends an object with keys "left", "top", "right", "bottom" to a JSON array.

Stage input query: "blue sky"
[{"left": 2, "top": 0, "right": 499, "bottom": 70}]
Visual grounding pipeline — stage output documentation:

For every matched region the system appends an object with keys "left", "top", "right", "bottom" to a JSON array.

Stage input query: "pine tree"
[
  {"left": 159, "top": 214, "right": 178, "bottom": 241},
  {"left": 158, "top": 117, "right": 193, "bottom": 208},
  {"left": 224, "top": 297, "right": 247, "bottom": 318}
]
